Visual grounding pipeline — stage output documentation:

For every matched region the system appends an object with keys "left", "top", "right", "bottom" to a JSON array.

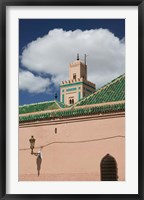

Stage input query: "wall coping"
[{"left": 19, "top": 111, "right": 125, "bottom": 128}]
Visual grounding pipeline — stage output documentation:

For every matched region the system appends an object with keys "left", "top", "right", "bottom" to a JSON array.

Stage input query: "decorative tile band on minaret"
[{"left": 60, "top": 55, "right": 96, "bottom": 106}]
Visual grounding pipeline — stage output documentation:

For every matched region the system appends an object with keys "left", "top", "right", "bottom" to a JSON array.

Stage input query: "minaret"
[
  {"left": 60, "top": 54, "right": 96, "bottom": 106},
  {"left": 69, "top": 54, "right": 87, "bottom": 81}
]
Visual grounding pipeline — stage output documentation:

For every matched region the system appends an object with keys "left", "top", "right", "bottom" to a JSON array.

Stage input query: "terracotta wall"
[{"left": 19, "top": 113, "right": 125, "bottom": 181}]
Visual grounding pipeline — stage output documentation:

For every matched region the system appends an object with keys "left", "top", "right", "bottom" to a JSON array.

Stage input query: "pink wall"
[{"left": 19, "top": 113, "right": 125, "bottom": 181}]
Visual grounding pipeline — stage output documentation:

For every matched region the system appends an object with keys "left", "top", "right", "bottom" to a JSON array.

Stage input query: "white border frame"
[{"left": 6, "top": 6, "right": 138, "bottom": 194}]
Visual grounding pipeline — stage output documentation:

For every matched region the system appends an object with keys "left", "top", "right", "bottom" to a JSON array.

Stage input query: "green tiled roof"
[
  {"left": 19, "top": 103, "right": 125, "bottom": 123},
  {"left": 75, "top": 74, "right": 125, "bottom": 107},
  {"left": 19, "top": 74, "right": 125, "bottom": 122},
  {"left": 19, "top": 100, "right": 66, "bottom": 114},
  {"left": 55, "top": 100, "right": 67, "bottom": 108}
]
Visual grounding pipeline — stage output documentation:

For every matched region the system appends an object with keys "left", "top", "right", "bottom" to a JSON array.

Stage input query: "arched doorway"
[{"left": 100, "top": 154, "right": 118, "bottom": 181}]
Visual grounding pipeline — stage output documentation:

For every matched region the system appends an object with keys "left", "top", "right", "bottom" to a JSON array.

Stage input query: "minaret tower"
[{"left": 60, "top": 54, "right": 96, "bottom": 106}]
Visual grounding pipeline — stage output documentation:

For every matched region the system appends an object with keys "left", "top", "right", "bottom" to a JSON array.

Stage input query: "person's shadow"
[
  {"left": 36, "top": 154, "right": 42, "bottom": 176},
  {"left": 34, "top": 150, "right": 42, "bottom": 176}
]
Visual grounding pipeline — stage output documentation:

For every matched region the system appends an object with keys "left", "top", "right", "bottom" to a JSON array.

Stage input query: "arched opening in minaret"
[
  {"left": 69, "top": 98, "right": 74, "bottom": 105},
  {"left": 73, "top": 73, "right": 76, "bottom": 80}
]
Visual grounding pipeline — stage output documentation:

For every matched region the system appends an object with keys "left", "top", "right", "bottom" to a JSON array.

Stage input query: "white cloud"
[
  {"left": 20, "top": 28, "right": 125, "bottom": 91},
  {"left": 19, "top": 70, "right": 50, "bottom": 93}
]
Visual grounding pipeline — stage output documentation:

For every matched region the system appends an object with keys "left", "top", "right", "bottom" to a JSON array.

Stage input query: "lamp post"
[
  {"left": 29, "top": 136, "right": 36, "bottom": 154},
  {"left": 29, "top": 136, "right": 42, "bottom": 176}
]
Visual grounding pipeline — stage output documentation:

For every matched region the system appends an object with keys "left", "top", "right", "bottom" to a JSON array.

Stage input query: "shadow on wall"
[
  {"left": 33, "top": 150, "right": 42, "bottom": 176},
  {"left": 36, "top": 155, "right": 42, "bottom": 176}
]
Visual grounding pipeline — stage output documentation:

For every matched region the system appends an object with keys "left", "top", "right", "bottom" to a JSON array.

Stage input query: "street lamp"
[
  {"left": 29, "top": 136, "right": 42, "bottom": 176},
  {"left": 29, "top": 136, "right": 36, "bottom": 154}
]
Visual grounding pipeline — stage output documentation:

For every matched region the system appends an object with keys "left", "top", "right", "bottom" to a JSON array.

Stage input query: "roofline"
[
  {"left": 19, "top": 111, "right": 125, "bottom": 128},
  {"left": 19, "top": 100, "right": 57, "bottom": 107},
  {"left": 74, "top": 73, "right": 125, "bottom": 107},
  {"left": 19, "top": 100, "right": 125, "bottom": 117},
  {"left": 19, "top": 102, "right": 125, "bottom": 123}
]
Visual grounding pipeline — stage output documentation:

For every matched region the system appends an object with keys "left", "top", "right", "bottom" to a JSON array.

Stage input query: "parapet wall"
[
  {"left": 70, "top": 60, "right": 86, "bottom": 67},
  {"left": 60, "top": 77, "right": 96, "bottom": 89},
  {"left": 19, "top": 113, "right": 125, "bottom": 181}
]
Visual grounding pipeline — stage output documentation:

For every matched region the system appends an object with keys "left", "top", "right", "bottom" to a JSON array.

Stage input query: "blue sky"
[{"left": 19, "top": 19, "right": 125, "bottom": 105}]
